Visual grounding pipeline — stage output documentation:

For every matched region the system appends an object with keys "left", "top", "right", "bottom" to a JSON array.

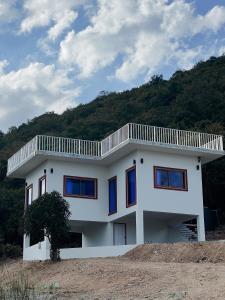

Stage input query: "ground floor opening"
[{"left": 23, "top": 210, "right": 205, "bottom": 260}]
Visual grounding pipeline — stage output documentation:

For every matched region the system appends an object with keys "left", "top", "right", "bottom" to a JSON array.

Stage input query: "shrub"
[
  {"left": 0, "top": 244, "right": 22, "bottom": 260},
  {"left": 4, "top": 244, "right": 22, "bottom": 258}
]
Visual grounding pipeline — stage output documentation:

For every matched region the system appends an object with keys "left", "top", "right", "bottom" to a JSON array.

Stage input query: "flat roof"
[{"left": 7, "top": 123, "right": 224, "bottom": 178}]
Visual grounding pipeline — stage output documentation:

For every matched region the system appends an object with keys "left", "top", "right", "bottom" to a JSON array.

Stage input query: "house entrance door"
[{"left": 114, "top": 223, "right": 126, "bottom": 245}]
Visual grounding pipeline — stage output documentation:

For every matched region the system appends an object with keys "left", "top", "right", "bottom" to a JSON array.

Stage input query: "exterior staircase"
[{"left": 173, "top": 223, "right": 198, "bottom": 242}]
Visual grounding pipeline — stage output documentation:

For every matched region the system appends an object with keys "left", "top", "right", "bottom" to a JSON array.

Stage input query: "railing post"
[
  {"left": 78, "top": 140, "right": 81, "bottom": 155},
  {"left": 220, "top": 136, "right": 223, "bottom": 151},
  {"left": 35, "top": 136, "right": 38, "bottom": 152},
  {"left": 176, "top": 131, "right": 179, "bottom": 145},
  {"left": 98, "top": 142, "right": 101, "bottom": 157},
  {"left": 100, "top": 141, "right": 103, "bottom": 156},
  {"left": 153, "top": 127, "right": 156, "bottom": 142},
  {"left": 109, "top": 135, "right": 112, "bottom": 150},
  {"left": 58, "top": 137, "right": 61, "bottom": 153},
  {"left": 199, "top": 133, "right": 202, "bottom": 148},
  {"left": 128, "top": 123, "right": 131, "bottom": 139}
]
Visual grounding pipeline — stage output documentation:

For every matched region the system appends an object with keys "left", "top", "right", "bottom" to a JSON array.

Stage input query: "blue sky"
[{"left": 1, "top": 0, "right": 225, "bottom": 132}]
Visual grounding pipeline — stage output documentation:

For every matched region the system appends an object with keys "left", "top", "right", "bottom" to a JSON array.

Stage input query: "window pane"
[
  {"left": 154, "top": 167, "right": 187, "bottom": 190},
  {"left": 65, "top": 177, "right": 96, "bottom": 198},
  {"left": 73, "top": 179, "right": 80, "bottom": 195},
  {"left": 109, "top": 179, "right": 117, "bottom": 214},
  {"left": 169, "top": 171, "right": 185, "bottom": 189},
  {"left": 156, "top": 169, "right": 169, "bottom": 187},
  {"left": 65, "top": 178, "right": 74, "bottom": 194},
  {"left": 127, "top": 168, "right": 136, "bottom": 205},
  {"left": 82, "top": 179, "right": 95, "bottom": 197}
]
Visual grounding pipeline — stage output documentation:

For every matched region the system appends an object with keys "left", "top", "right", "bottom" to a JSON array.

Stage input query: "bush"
[
  {"left": 0, "top": 244, "right": 22, "bottom": 260},
  {"left": 4, "top": 244, "right": 22, "bottom": 258}
]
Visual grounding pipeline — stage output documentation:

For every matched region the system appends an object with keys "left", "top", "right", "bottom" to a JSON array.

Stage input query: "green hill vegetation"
[{"left": 1, "top": 55, "right": 225, "bottom": 247}]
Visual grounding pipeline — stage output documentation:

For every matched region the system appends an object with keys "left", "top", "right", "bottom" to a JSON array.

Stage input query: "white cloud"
[
  {"left": 20, "top": 0, "right": 85, "bottom": 41},
  {"left": 0, "top": 0, "right": 18, "bottom": 23},
  {"left": 0, "top": 62, "right": 80, "bottom": 131},
  {"left": 58, "top": 0, "right": 225, "bottom": 81},
  {"left": 201, "top": 5, "right": 225, "bottom": 32},
  {"left": 0, "top": 60, "right": 8, "bottom": 74},
  {"left": 47, "top": 10, "right": 77, "bottom": 41}
]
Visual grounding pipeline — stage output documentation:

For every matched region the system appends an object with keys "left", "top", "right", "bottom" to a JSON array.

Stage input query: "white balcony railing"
[
  {"left": 7, "top": 123, "right": 223, "bottom": 175},
  {"left": 37, "top": 135, "right": 101, "bottom": 157},
  {"left": 101, "top": 124, "right": 129, "bottom": 155},
  {"left": 100, "top": 123, "right": 223, "bottom": 155},
  {"left": 7, "top": 136, "right": 101, "bottom": 175}
]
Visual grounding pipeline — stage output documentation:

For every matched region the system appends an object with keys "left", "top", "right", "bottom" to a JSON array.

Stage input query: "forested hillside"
[{"left": 1, "top": 55, "right": 225, "bottom": 247}]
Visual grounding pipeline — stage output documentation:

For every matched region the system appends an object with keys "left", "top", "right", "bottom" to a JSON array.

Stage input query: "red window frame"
[
  {"left": 108, "top": 176, "right": 117, "bottom": 215},
  {"left": 154, "top": 166, "right": 188, "bottom": 191},
  {"left": 25, "top": 184, "right": 33, "bottom": 209},
  {"left": 126, "top": 166, "right": 137, "bottom": 208},
  {"left": 63, "top": 175, "right": 98, "bottom": 199},
  {"left": 38, "top": 175, "right": 46, "bottom": 196}
]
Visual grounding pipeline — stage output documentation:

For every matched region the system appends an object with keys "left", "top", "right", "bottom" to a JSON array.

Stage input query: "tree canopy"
[{"left": 24, "top": 191, "right": 71, "bottom": 261}]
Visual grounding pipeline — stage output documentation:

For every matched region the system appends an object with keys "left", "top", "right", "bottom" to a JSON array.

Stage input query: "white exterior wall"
[
  {"left": 23, "top": 148, "right": 206, "bottom": 260},
  {"left": 60, "top": 245, "right": 136, "bottom": 260},
  {"left": 107, "top": 151, "right": 138, "bottom": 221},
  {"left": 82, "top": 222, "right": 113, "bottom": 247},
  {"left": 136, "top": 150, "right": 204, "bottom": 216},
  {"left": 125, "top": 219, "right": 136, "bottom": 244},
  {"left": 25, "top": 150, "right": 204, "bottom": 223},
  {"left": 45, "top": 160, "right": 108, "bottom": 222},
  {"left": 25, "top": 162, "right": 48, "bottom": 200},
  {"left": 23, "top": 238, "right": 50, "bottom": 260},
  {"left": 144, "top": 219, "right": 168, "bottom": 243}
]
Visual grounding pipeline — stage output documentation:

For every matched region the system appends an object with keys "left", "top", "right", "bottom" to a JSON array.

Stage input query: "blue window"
[
  {"left": 64, "top": 176, "right": 97, "bottom": 199},
  {"left": 154, "top": 167, "right": 188, "bottom": 191},
  {"left": 126, "top": 166, "right": 136, "bottom": 207},
  {"left": 109, "top": 177, "right": 117, "bottom": 215}
]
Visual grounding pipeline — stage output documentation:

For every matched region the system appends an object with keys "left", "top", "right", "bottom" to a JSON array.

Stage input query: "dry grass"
[
  {"left": 0, "top": 263, "right": 58, "bottom": 300},
  {"left": 1, "top": 242, "right": 225, "bottom": 299}
]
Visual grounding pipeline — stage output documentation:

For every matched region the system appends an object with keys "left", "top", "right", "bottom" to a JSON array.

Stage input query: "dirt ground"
[
  {"left": 124, "top": 241, "right": 225, "bottom": 263},
  {"left": 2, "top": 242, "right": 225, "bottom": 300}
]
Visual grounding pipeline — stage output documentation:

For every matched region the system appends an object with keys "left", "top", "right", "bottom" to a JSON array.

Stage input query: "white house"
[{"left": 7, "top": 123, "right": 224, "bottom": 260}]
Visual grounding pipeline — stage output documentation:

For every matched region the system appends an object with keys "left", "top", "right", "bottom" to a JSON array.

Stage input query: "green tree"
[{"left": 24, "top": 191, "right": 71, "bottom": 261}]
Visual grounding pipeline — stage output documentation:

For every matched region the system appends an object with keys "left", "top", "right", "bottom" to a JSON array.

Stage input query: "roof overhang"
[{"left": 7, "top": 139, "right": 225, "bottom": 178}]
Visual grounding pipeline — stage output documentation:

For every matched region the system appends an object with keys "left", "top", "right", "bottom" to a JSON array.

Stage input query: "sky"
[{"left": 1, "top": 0, "right": 225, "bottom": 132}]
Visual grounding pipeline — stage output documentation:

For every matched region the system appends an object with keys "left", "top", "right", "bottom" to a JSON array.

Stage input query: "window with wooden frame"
[
  {"left": 154, "top": 166, "right": 188, "bottom": 191},
  {"left": 64, "top": 176, "right": 98, "bottom": 199},
  {"left": 25, "top": 184, "right": 33, "bottom": 208},
  {"left": 108, "top": 176, "right": 117, "bottom": 215},
  {"left": 39, "top": 175, "right": 46, "bottom": 196},
  {"left": 126, "top": 166, "right": 136, "bottom": 207}
]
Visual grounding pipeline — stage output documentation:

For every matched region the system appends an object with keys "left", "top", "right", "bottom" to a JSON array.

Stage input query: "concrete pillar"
[
  {"left": 197, "top": 215, "right": 205, "bottom": 241},
  {"left": 23, "top": 234, "right": 30, "bottom": 248},
  {"left": 45, "top": 236, "right": 50, "bottom": 259},
  {"left": 136, "top": 210, "right": 144, "bottom": 244}
]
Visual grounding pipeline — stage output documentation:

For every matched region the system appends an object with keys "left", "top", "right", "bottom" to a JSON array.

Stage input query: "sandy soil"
[
  {"left": 124, "top": 241, "right": 225, "bottom": 263},
  {"left": 1, "top": 242, "right": 225, "bottom": 299}
]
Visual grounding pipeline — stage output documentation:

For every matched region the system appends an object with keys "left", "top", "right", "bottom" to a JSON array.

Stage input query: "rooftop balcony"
[{"left": 7, "top": 123, "right": 224, "bottom": 178}]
